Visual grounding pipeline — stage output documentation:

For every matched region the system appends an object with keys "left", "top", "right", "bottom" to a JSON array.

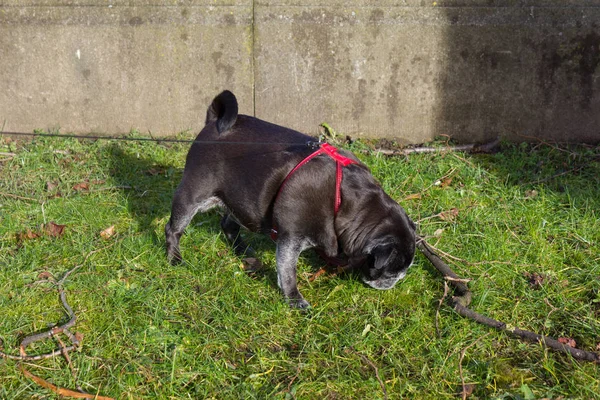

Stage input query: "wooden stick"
[
  {"left": 21, "top": 367, "right": 114, "bottom": 400},
  {"left": 417, "top": 237, "right": 600, "bottom": 363},
  {"left": 373, "top": 137, "right": 500, "bottom": 156}
]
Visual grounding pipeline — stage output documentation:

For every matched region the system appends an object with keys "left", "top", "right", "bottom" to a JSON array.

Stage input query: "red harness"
[{"left": 271, "top": 143, "right": 358, "bottom": 240}]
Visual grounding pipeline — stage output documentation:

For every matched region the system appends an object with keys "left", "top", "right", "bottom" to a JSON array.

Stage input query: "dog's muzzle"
[{"left": 362, "top": 270, "right": 407, "bottom": 290}]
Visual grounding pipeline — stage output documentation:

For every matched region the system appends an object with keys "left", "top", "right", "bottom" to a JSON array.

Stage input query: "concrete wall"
[{"left": 1, "top": 1, "right": 599, "bottom": 143}]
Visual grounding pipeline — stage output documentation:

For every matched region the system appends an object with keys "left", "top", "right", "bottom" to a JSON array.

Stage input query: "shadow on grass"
[
  {"left": 105, "top": 143, "right": 182, "bottom": 246},
  {"left": 478, "top": 142, "right": 600, "bottom": 207}
]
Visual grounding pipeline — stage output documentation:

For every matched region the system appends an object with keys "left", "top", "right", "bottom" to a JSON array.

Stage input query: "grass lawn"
[{"left": 0, "top": 133, "right": 599, "bottom": 399}]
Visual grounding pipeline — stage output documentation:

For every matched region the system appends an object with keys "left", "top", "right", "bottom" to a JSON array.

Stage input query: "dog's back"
[{"left": 181, "top": 91, "right": 322, "bottom": 233}]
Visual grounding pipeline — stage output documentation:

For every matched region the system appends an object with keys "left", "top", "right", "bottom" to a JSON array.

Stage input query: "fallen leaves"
[
  {"left": 72, "top": 182, "right": 89, "bottom": 192},
  {"left": 433, "top": 228, "right": 445, "bottom": 238},
  {"left": 16, "top": 229, "right": 40, "bottom": 242},
  {"left": 46, "top": 181, "right": 59, "bottom": 192},
  {"left": 435, "top": 176, "right": 454, "bottom": 189},
  {"left": 523, "top": 271, "right": 549, "bottom": 289},
  {"left": 461, "top": 383, "right": 475, "bottom": 399},
  {"left": 45, "top": 222, "right": 66, "bottom": 237},
  {"left": 558, "top": 337, "right": 577, "bottom": 348},
  {"left": 99, "top": 225, "right": 116, "bottom": 239},
  {"left": 525, "top": 189, "right": 539, "bottom": 199},
  {"left": 16, "top": 222, "right": 66, "bottom": 243},
  {"left": 145, "top": 167, "right": 166, "bottom": 176},
  {"left": 404, "top": 193, "right": 422, "bottom": 201},
  {"left": 438, "top": 208, "right": 460, "bottom": 222}
]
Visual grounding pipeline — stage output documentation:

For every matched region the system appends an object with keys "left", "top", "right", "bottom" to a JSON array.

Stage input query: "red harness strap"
[{"left": 271, "top": 143, "right": 358, "bottom": 240}]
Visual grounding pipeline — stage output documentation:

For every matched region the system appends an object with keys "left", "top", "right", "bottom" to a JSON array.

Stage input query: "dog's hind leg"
[
  {"left": 220, "top": 214, "right": 254, "bottom": 256},
  {"left": 276, "top": 237, "right": 311, "bottom": 309},
  {"left": 165, "top": 183, "right": 223, "bottom": 265}
]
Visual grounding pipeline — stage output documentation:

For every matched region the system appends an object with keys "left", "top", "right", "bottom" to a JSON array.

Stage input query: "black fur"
[
  {"left": 166, "top": 91, "right": 416, "bottom": 308},
  {"left": 205, "top": 90, "right": 238, "bottom": 133}
]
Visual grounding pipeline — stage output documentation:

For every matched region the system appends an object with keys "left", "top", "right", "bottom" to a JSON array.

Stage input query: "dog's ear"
[{"left": 206, "top": 90, "right": 238, "bottom": 133}]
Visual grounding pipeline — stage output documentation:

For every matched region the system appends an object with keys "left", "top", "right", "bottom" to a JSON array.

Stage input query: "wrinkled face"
[{"left": 362, "top": 238, "right": 415, "bottom": 290}]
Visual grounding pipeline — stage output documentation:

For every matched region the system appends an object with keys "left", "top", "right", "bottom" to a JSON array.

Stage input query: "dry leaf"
[
  {"left": 217, "top": 249, "right": 228, "bottom": 257},
  {"left": 52, "top": 149, "right": 70, "bottom": 155},
  {"left": 523, "top": 272, "right": 546, "bottom": 289},
  {"left": 440, "top": 177, "right": 453, "bottom": 188},
  {"left": 461, "top": 383, "right": 475, "bottom": 398},
  {"left": 146, "top": 167, "right": 165, "bottom": 176},
  {"left": 72, "top": 182, "right": 89, "bottom": 191},
  {"left": 558, "top": 337, "right": 577, "bottom": 348},
  {"left": 37, "top": 271, "right": 54, "bottom": 280},
  {"left": 44, "top": 222, "right": 66, "bottom": 237},
  {"left": 309, "top": 268, "right": 327, "bottom": 282},
  {"left": 100, "top": 225, "right": 116, "bottom": 239},
  {"left": 438, "top": 208, "right": 459, "bottom": 221},
  {"left": 404, "top": 193, "right": 422, "bottom": 201},
  {"left": 17, "top": 229, "right": 40, "bottom": 242},
  {"left": 433, "top": 228, "right": 444, "bottom": 237},
  {"left": 525, "top": 189, "right": 538, "bottom": 198},
  {"left": 46, "top": 181, "right": 58, "bottom": 192}
]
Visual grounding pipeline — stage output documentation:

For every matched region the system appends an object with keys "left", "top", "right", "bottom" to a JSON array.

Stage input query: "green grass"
[{"left": 0, "top": 134, "right": 599, "bottom": 399}]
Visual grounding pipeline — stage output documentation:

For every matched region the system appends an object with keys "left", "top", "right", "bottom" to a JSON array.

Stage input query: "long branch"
[
  {"left": 417, "top": 238, "right": 600, "bottom": 363},
  {"left": 373, "top": 138, "right": 500, "bottom": 156}
]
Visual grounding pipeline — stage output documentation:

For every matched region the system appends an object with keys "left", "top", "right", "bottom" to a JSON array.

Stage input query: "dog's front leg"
[{"left": 276, "top": 238, "right": 311, "bottom": 309}]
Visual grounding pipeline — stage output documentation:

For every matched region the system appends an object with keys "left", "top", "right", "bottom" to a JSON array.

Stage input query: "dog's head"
[{"left": 361, "top": 214, "right": 416, "bottom": 290}]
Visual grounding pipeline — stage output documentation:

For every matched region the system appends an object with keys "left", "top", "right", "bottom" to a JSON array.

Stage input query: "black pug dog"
[{"left": 166, "top": 90, "right": 416, "bottom": 308}]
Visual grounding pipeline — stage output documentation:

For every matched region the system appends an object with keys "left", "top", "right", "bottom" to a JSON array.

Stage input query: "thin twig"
[
  {"left": 282, "top": 366, "right": 301, "bottom": 400},
  {"left": 20, "top": 367, "right": 115, "bottom": 400},
  {"left": 458, "top": 333, "right": 491, "bottom": 400},
  {"left": 20, "top": 276, "right": 77, "bottom": 349},
  {"left": 90, "top": 185, "right": 133, "bottom": 192},
  {"left": 435, "top": 281, "right": 450, "bottom": 339},
  {"left": 372, "top": 137, "right": 500, "bottom": 156},
  {"left": 0, "top": 346, "right": 78, "bottom": 361},
  {"left": 53, "top": 332, "right": 83, "bottom": 392},
  {"left": 0, "top": 191, "right": 42, "bottom": 203},
  {"left": 346, "top": 347, "right": 388, "bottom": 400},
  {"left": 524, "top": 166, "right": 586, "bottom": 186}
]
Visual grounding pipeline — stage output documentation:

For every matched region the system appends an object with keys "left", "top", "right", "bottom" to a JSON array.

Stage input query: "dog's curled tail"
[{"left": 206, "top": 90, "right": 238, "bottom": 134}]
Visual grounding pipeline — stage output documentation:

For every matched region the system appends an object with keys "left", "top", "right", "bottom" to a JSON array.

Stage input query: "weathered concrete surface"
[
  {"left": 0, "top": 1, "right": 254, "bottom": 135},
  {"left": 1, "top": 1, "right": 600, "bottom": 143},
  {"left": 255, "top": 1, "right": 600, "bottom": 143}
]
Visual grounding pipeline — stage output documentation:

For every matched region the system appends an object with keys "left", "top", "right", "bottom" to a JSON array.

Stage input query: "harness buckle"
[{"left": 306, "top": 140, "right": 323, "bottom": 150}]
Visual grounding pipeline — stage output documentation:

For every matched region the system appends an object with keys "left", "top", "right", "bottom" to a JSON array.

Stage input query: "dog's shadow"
[{"left": 105, "top": 143, "right": 182, "bottom": 246}]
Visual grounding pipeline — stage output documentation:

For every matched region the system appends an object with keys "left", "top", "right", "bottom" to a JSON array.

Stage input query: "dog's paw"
[
  {"left": 289, "top": 298, "right": 311, "bottom": 310},
  {"left": 242, "top": 257, "right": 264, "bottom": 274},
  {"left": 234, "top": 244, "right": 256, "bottom": 258},
  {"left": 167, "top": 251, "right": 182, "bottom": 266}
]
